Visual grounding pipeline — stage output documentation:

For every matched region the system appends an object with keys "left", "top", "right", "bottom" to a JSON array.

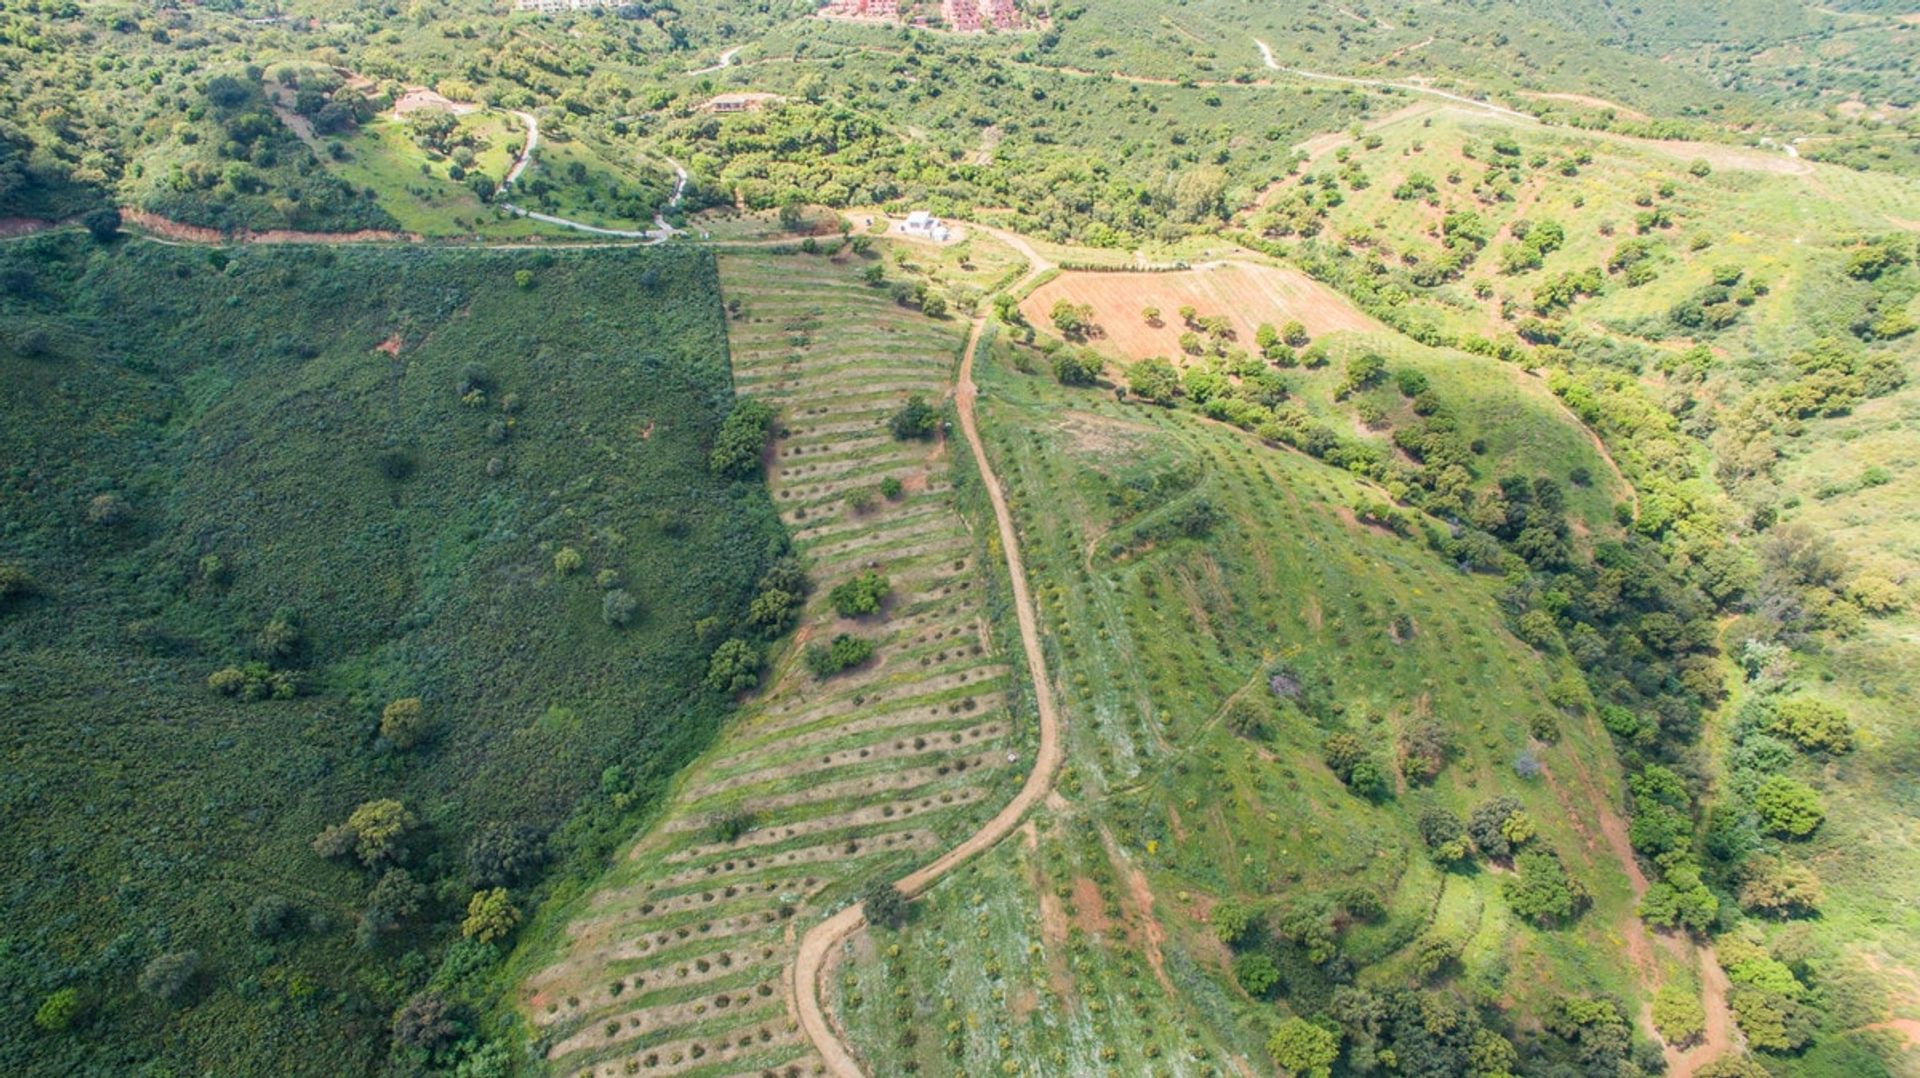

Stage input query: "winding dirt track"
[{"left": 786, "top": 242, "right": 1061, "bottom": 1077}]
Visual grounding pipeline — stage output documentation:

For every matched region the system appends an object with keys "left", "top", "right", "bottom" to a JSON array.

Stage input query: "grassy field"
[
  {"left": 0, "top": 235, "right": 783, "bottom": 1076},
  {"left": 502, "top": 247, "right": 1028, "bottom": 1077},
  {"left": 832, "top": 321, "right": 1683, "bottom": 1073}
]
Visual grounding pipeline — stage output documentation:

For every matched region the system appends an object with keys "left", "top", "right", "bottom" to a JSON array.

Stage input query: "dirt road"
[
  {"left": 1253, "top": 38, "right": 1536, "bottom": 121},
  {"left": 787, "top": 246, "right": 1062, "bottom": 1078}
]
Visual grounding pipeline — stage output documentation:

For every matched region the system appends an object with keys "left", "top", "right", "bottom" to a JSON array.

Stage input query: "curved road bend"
[{"left": 788, "top": 248, "right": 1061, "bottom": 1077}]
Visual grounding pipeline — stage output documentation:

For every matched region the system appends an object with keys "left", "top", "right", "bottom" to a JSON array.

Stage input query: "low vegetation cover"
[{"left": 0, "top": 236, "right": 785, "bottom": 1074}]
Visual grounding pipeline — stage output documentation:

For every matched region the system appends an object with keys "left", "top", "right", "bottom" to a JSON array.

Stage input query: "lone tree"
[
  {"left": 138, "top": 951, "right": 200, "bottom": 1007},
  {"left": 888, "top": 395, "right": 941, "bottom": 440},
  {"left": 1267, "top": 1016, "right": 1339, "bottom": 1077},
  {"left": 313, "top": 799, "right": 418, "bottom": 869},
  {"left": 380, "top": 697, "right": 427, "bottom": 750},
  {"left": 862, "top": 878, "right": 909, "bottom": 929},
  {"left": 461, "top": 887, "right": 522, "bottom": 943},
  {"left": 391, "top": 991, "right": 459, "bottom": 1052}
]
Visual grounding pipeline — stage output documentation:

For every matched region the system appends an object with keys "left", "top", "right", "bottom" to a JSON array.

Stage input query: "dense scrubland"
[{"left": 0, "top": 235, "right": 785, "bottom": 1075}]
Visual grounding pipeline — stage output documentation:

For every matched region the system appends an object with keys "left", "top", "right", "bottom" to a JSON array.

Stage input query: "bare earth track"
[{"left": 789, "top": 244, "right": 1063, "bottom": 1077}]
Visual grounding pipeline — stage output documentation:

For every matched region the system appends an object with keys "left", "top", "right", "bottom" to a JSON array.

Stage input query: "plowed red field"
[{"left": 1020, "top": 261, "right": 1378, "bottom": 360}]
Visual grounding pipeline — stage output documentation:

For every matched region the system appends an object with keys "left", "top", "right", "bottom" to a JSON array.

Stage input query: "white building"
[
  {"left": 902, "top": 210, "right": 952, "bottom": 242},
  {"left": 514, "top": 0, "right": 615, "bottom": 13}
]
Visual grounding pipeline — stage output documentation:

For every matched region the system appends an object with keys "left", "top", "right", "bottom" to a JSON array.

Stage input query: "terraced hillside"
[
  {"left": 513, "top": 249, "right": 1027, "bottom": 1077},
  {"left": 832, "top": 324, "right": 1702, "bottom": 1074}
]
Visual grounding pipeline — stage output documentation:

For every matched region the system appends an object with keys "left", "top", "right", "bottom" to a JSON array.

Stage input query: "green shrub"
[
  {"left": 862, "top": 878, "right": 909, "bottom": 929},
  {"left": 805, "top": 634, "right": 875, "bottom": 678},
  {"left": 601, "top": 588, "right": 638, "bottom": 627},
  {"left": 1266, "top": 1017, "right": 1338, "bottom": 1077},
  {"left": 379, "top": 697, "right": 427, "bottom": 750},
  {"left": 1764, "top": 698, "right": 1854, "bottom": 754},
  {"left": 1752, "top": 776, "right": 1823, "bottom": 837},
  {"left": 705, "top": 638, "right": 762, "bottom": 694},
  {"left": 889, "top": 395, "right": 941, "bottom": 440},
  {"left": 1502, "top": 848, "right": 1588, "bottom": 925},
  {"left": 33, "top": 987, "right": 82, "bottom": 1032},
  {"left": 829, "top": 572, "right": 891, "bottom": 618},
  {"left": 138, "top": 951, "right": 199, "bottom": 1007},
  {"left": 1232, "top": 951, "right": 1280, "bottom": 997},
  {"left": 461, "top": 887, "right": 521, "bottom": 943},
  {"left": 1652, "top": 984, "right": 1705, "bottom": 1046},
  {"left": 709, "top": 397, "right": 777, "bottom": 480}
]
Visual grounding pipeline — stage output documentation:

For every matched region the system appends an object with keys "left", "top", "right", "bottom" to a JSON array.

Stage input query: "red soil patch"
[
  {"left": 1019, "top": 262, "right": 1377, "bottom": 363},
  {"left": 374, "top": 334, "right": 402, "bottom": 356},
  {"left": 1069, "top": 876, "right": 1112, "bottom": 936},
  {"left": 1102, "top": 829, "right": 1175, "bottom": 996},
  {"left": 125, "top": 209, "right": 418, "bottom": 245},
  {"left": 0, "top": 217, "right": 56, "bottom": 239}
]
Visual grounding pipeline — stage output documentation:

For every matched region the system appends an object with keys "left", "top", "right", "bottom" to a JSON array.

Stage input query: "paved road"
[{"left": 787, "top": 243, "right": 1062, "bottom": 1078}]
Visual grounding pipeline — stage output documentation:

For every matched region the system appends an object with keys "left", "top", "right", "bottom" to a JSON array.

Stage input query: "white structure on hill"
[
  {"left": 902, "top": 210, "right": 952, "bottom": 242},
  {"left": 515, "top": 0, "right": 615, "bottom": 13}
]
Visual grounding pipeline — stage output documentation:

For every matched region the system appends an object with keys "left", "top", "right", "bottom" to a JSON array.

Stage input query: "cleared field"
[
  {"left": 1019, "top": 261, "right": 1378, "bottom": 358},
  {"left": 511, "top": 249, "right": 1025, "bottom": 1078}
]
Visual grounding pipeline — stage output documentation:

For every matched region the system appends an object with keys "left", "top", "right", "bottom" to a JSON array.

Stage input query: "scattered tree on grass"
[
  {"left": 1321, "top": 733, "right": 1390, "bottom": 800},
  {"left": 1752, "top": 775, "right": 1823, "bottom": 838},
  {"left": 313, "top": 799, "right": 418, "bottom": 869},
  {"left": 82, "top": 207, "right": 121, "bottom": 242},
  {"left": 1051, "top": 347, "right": 1102, "bottom": 386},
  {"left": 0, "top": 562, "right": 32, "bottom": 606},
  {"left": 34, "top": 988, "right": 83, "bottom": 1032},
  {"left": 461, "top": 887, "right": 521, "bottom": 943},
  {"left": 1233, "top": 952, "right": 1280, "bottom": 997},
  {"left": 805, "top": 633, "right": 874, "bottom": 678},
  {"left": 1049, "top": 299, "right": 1095, "bottom": 339},
  {"left": 1736, "top": 855, "right": 1822, "bottom": 918},
  {"left": 1126, "top": 357, "right": 1181, "bottom": 404},
  {"left": 1545, "top": 995, "right": 1634, "bottom": 1074},
  {"left": 1338, "top": 352, "right": 1387, "bottom": 397},
  {"left": 1398, "top": 716, "right": 1453, "bottom": 783},
  {"left": 138, "top": 951, "right": 199, "bottom": 1007},
  {"left": 1503, "top": 848, "right": 1588, "bottom": 925},
  {"left": 380, "top": 697, "right": 427, "bottom": 750},
  {"left": 1653, "top": 984, "right": 1706, "bottom": 1047},
  {"left": 601, "top": 588, "right": 638, "bottom": 627},
  {"left": 888, "top": 395, "right": 941, "bottom": 440},
  {"left": 1762, "top": 697, "right": 1854, "bottom": 754},
  {"left": 1694, "top": 1056, "right": 1771, "bottom": 1078},
  {"left": 1281, "top": 320, "right": 1310, "bottom": 347},
  {"left": 86, "top": 492, "right": 130, "bottom": 527},
  {"left": 1418, "top": 805, "right": 1469, "bottom": 864},
  {"left": 1467, "top": 795, "right": 1530, "bottom": 859},
  {"left": 247, "top": 894, "right": 300, "bottom": 939},
  {"left": 829, "top": 572, "right": 891, "bottom": 617},
  {"left": 862, "top": 878, "right": 909, "bottom": 929},
  {"left": 1211, "top": 899, "right": 1259, "bottom": 947},
  {"left": 365, "top": 868, "right": 427, "bottom": 933}
]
